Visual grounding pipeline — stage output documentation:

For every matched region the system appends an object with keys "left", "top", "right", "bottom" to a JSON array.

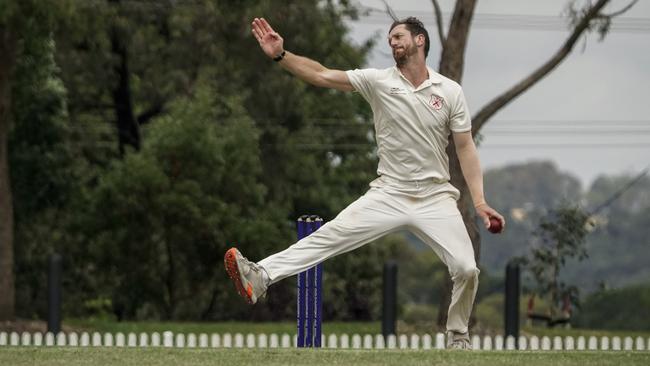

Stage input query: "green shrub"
[{"left": 574, "top": 282, "right": 650, "bottom": 330}]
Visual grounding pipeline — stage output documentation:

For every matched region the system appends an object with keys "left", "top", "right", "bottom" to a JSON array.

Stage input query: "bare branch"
[
  {"left": 603, "top": 0, "right": 638, "bottom": 17},
  {"left": 381, "top": 0, "right": 399, "bottom": 22},
  {"left": 471, "top": 0, "right": 615, "bottom": 134},
  {"left": 431, "top": 0, "right": 446, "bottom": 48},
  {"left": 137, "top": 102, "right": 165, "bottom": 125},
  {"left": 590, "top": 166, "right": 648, "bottom": 215}
]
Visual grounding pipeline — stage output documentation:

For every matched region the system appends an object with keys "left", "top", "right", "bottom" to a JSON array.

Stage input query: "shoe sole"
[{"left": 224, "top": 248, "right": 254, "bottom": 304}]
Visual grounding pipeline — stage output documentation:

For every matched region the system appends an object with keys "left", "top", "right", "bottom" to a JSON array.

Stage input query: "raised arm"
[
  {"left": 251, "top": 18, "right": 354, "bottom": 92},
  {"left": 453, "top": 131, "right": 506, "bottom": 233}
]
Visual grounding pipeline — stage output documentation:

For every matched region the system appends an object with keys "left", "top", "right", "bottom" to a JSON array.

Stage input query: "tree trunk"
[
  {"left": 164, "top": 238, "right": 176, "bottom": 320},
  {"left": 110, "top": 2, "right": 140, "bottom": 155},
  {"left": 436, "top": 0, "right": 477, "bottom": 329},
  {"left": 0, "top": 25, "right": 16, "bottom": 321}
]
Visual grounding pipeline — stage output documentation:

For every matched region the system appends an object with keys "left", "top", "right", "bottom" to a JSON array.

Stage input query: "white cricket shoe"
[
  {"left": 224, "top": 248, "right": 268, "bottom": 304},
  {"left": 447, "top": 331, "right": 472, "bottom": 350}
]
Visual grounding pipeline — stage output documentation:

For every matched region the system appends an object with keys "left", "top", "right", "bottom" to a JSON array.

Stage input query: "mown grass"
[{"left": 1, "top": 347, "right": 649, "bottom": 366}]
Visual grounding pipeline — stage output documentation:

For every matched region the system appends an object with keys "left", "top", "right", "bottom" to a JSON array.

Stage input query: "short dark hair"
[{"left": 389, "top": 17, "right": 430, "bottom": 58}]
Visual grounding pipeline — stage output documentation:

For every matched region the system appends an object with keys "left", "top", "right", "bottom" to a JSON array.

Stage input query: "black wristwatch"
[{"left": 273, "top": 50, "right": 286, "bottom": 62}]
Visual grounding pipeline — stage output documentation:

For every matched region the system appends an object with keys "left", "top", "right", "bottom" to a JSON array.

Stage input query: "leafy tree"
[
  {"left": 237, "top": 0, "right": 377, "bottom": 219},
  {"left": 520, "top": 204, "right": 590, "bottom": 319},
  {"left": 0, "top": 0, "right": 73, "bottom": 321},
  {"left": 53, "top": 0, "right": 383, "bottom": 320},
  {"left": 9, "top": 36, "right": 79, "bottom": 320},
  {"left": 73, "top": 88, "right": 288, "bottom": 320},
  {"left": 562, "top": 174, "right": 650, "bottom": 290},
  {"left": 56, "top": 0, "right": 211, "bottom": 155}
]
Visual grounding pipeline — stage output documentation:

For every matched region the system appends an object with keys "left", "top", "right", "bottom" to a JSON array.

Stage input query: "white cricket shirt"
[{"left": 346, "top": 66, "right": 471, "bottom": 182}]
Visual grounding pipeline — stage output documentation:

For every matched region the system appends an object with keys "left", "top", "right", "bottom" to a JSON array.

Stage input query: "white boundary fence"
[{"left": 0, "top": 331, "right": 648, "bottom": 351}]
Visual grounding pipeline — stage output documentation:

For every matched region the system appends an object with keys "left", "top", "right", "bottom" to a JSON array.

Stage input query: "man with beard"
[{"left": 225, "top": 16, "right": 505, "bottom": 349}]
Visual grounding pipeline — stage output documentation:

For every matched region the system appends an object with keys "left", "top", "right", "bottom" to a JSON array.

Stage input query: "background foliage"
[{"left": 3, "top": 0, "right": 649, "bottom": 331}]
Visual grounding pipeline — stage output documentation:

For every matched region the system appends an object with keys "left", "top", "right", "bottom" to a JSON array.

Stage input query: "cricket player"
[{"left": 225, "top": 16, "right": 505, "bottom": 349}]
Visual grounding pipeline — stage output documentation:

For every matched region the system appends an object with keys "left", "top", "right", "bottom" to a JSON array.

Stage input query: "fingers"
[
  {"left": 488, "top": 209, "right": 506, "bottom": 230},
  {"left": 252, "top": 18, "right": 266, "bottom": 38},
  {"left": 251, "top": 28, "right": 262, "bottom": 43},
  {"left": 251, "top": 17, "right": 275, "bottom": 37},
  {"left": 477, "top": 205, "right": 506, "bottom": 230},
  {"left": 260, "top": 17, "right": 274, "bottom": 33}
]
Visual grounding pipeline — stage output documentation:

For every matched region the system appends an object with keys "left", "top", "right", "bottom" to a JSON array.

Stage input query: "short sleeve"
[
  {"left": 450, "top": 88, "right": 471, "bottom": 132},
  {"left": 345, "top": 68, "right": 378, "bottom": 104}
]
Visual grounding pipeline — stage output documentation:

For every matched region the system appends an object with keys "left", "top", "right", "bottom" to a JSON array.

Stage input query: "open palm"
[{"left": 251, "top": 18, "right": 284, "bottom": 58}]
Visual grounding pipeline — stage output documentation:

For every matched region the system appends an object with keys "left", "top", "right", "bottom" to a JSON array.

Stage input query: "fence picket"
[
  {"left": 352, "top": 334, "right": 361, "bottom": 349},
  {"left": 435, "top": 333, "right": 445, "bottom": 349},
  {"left": 10, "top": 332, "right": 19, "bottom": 346},
  {"left": 494, "top": 335, "right": 504, "bottom": 350},
  {"left": 423, "top": 334, "right": 432, "bottom": 350},
  {"left": 398, "top": 334, "right": 408, "bottom": 349},
  {"left": 138, "top": 332, "right": 149, "bottom": 347},
  {"left": 187, "top": 333, "right": 197, "bottom": 348},
  {"left": 363, "top": 334, "right": 373, "bottom": 349},
  {"left": 3, "top": 331, "right": 648, "bottom": 352},
  {"left": 21, "top": 332, "right": 31, "bottom": 346},
  {"left": 601, "top": 336, "right": 609, "bottom": 351},
  {"left": 245, "top": 333, "right": 255, "bottom": 348},
  {"left": 80, "top": 332, "right": 90, "bottom": 347},
  {"left": 518, "top": 336, "right": 527, "bottom": 350},
  {"left": 564, "top": 336, "right": 574, "bottom": 350}
]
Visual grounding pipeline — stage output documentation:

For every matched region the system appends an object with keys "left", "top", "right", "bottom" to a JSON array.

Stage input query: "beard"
[{"left": 393, "top": 43, "right": 418, "bottom": 66}]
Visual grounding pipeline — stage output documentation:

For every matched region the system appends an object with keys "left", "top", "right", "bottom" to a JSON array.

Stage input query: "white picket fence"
[{"left": 0, "top": 331, "right": 648, "bottom": 351}]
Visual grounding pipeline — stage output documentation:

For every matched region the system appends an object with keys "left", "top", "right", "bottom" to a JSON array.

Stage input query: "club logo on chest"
[{"left": 429, "top": 95, "right": 444, "bottom": 110}]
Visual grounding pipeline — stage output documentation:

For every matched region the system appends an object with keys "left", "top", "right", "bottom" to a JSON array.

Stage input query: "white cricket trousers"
[{"left": 258, "top": 177, "right": 479, "bottom": 334}]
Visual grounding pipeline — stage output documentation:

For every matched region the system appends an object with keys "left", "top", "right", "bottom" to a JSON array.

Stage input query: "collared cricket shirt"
[{"left": 346, "top": 66, "right": 471, "bottom": 182}]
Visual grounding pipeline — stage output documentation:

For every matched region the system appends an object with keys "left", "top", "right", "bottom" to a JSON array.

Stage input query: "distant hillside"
[{"left": 480, "top": 161, "right": 650, "bottom": 292}]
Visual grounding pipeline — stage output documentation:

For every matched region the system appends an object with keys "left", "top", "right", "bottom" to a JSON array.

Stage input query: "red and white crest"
[{"left": 429, "top": 95, "right": 444, "bottom": 110}]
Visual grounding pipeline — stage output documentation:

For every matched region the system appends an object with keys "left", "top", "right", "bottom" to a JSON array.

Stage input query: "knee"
[{"left": 453, "top": 263, "right": 480, "bottom": 283}]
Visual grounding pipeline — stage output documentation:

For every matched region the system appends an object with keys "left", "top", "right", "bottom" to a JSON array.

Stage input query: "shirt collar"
[
  {"left": 426, "top": 67, "right": 443, "bottom": 84},
  {"left": 393, "top": 66, "right": 443, "bottom": 90}
]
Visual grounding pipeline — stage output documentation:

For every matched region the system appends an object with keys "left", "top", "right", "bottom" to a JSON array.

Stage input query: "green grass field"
[{"left": 1, "top": 347, "right": 648, "bottom": 366}]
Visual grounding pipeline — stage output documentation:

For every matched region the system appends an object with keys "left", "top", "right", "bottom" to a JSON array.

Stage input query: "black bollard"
[
  {"left": 382, "top": 261, "right": 398, "bottom": 338},
  {"left": 504, "top": 261, "right": 520, "bottom": 348},
  {"left": 47, "top": 253, "right": 62, "bottom": 335}
]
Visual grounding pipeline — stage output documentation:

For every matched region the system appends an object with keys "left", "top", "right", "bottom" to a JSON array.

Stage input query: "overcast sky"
[{"left": 345, "top": 0, "right": 650, "bottom": 188}]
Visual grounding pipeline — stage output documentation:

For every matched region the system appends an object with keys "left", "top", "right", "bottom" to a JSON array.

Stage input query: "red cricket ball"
[{"left": 488, "top": 216, "right": 503, "bottom": 234}]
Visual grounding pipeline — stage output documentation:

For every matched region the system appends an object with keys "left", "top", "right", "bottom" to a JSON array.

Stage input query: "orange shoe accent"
[
  {"left": 247, "top": 283, "right": 253, "bottom": 298},
  {"left": 224, "top": 248, "right": 253, "bottom": 304}
]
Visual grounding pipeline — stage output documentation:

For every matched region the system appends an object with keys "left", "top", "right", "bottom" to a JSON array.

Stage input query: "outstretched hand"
[
  {"left": 251, "top": 18, "right": 284, "bottom": 59},
  {"left": 475, "top": 203, "right": 506, "bottom": 234}
]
